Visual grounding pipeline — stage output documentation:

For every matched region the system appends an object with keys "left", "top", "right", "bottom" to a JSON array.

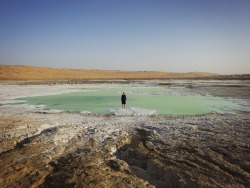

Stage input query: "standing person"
[{"left": 121, "top": 92, "right": 127, "bottom": 108}]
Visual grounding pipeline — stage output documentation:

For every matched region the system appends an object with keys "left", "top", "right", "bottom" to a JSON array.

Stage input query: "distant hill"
[{"left": 0, "top": 64, "right": 248, "bottom": 80}]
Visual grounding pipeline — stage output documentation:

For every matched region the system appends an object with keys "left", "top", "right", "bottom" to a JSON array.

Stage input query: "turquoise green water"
[{"left": 17, "top": 87, "right": 238, "bottom": 115}]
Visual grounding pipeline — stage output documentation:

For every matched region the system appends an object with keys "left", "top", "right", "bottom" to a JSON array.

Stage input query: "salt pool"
[{"left": 17, "top": 87, "right": 240, "bottom": 115}]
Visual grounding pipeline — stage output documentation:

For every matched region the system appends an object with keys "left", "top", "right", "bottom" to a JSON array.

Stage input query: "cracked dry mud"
[{"left": 0, "top": 80, "right": 249, "bottom": 187}]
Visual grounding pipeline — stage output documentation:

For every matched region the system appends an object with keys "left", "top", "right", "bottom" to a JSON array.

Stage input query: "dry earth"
[{"left": 0, "top": 112, "right": 249, "bottom": 188}]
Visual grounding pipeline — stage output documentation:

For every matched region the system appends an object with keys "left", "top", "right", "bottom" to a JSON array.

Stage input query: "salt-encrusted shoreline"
[
  {"left": 0, "top": 80, "right": 249, "bottom": 187},
  {"left": 1, "top": 81, "right": 249, "bottom": 114}
]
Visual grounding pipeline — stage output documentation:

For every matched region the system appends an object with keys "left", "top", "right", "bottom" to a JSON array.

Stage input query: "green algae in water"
[{"left": 17, "top": 87, "right": 238, "bottom": 115}]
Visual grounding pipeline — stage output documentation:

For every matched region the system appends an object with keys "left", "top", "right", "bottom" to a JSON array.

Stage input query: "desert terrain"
[
  {"left": 0, "top": 64, "right": 221, "bottom": 80},
  {"left": 0, "top": 65, "right": 249, "bottom": 187},
  {"left": 0, "top": 79, "right": 249, "bottom": 188}
]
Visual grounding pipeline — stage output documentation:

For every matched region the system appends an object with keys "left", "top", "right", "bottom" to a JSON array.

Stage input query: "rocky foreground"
[{"left": 0, "top": 80, "right": 249, "bottom": 187}]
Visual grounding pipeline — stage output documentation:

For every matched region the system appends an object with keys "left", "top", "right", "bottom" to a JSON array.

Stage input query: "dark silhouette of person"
[{"left": 121, "top": 92, "right": 126, "bottom": 108}]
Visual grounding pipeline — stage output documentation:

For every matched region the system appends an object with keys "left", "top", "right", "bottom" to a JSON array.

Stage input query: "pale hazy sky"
[{"left": 0, "top": 0, "right": 249, "bottom": 74}]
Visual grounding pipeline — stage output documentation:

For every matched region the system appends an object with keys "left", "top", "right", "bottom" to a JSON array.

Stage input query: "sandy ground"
[
  {"left": 0, "top": 80, "right": 249, "bottom": 187},
  {"left": 0, "top": 65, "right": 218, "bottom": 80}
]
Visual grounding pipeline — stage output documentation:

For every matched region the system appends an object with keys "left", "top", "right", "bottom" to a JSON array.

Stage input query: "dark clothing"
[{"left": 121, "top": 94, "right": 126, "bottom": 104}]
